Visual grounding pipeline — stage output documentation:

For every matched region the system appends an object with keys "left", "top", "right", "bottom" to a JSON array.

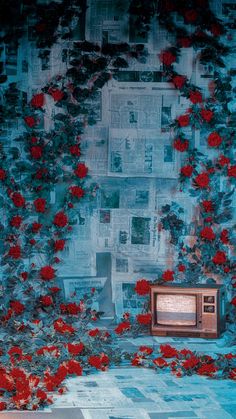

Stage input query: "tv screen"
[{"left": 156, "top": 294, "right": 196, "bottom": 326}]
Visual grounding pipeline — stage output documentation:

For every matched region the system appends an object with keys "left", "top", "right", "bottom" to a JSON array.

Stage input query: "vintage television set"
[{"left": 150, "top": 284, "right": 226, "bottom": 338}]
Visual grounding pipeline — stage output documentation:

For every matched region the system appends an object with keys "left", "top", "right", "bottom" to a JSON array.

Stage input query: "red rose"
[
  {"left": 197, "top": 363, "right": 217, "bottom": 376},
  {"left": 40, "top": 295, "right": 53, "bottom": 306},
  {"left": 207, "top": 132, "right": 222, "bottom": 147},
  {"left": 88, "top": 354, "right": 109, "bottom": 370},
  {"left": 153, "top": 357, "right": 168, "bottom": 368},
  {"left": 54, "top": 239, "right": 65, "bottom": 252},
  {"left": 229, "top": 369, "right": 236, "bottom": 380},
  {"left": 181, "top": 165, "right": 193, "bottom": 177},
  {"left": 139, "top": 346, "right": 153, "bottom": 355},
  {"left": 200, "top": 227, "right": 215, "bottom": 241},
  {"left": 48, "top": 88, "right": 64, "bottom": 102},
  {"left": 53, "top": 318, "right": 75, "bottom": 334},
  {"left": 182, "top": 356, "right": 199, "bottom": 370},
  {"left": 179, "top": 348, "right": 194, "bottom": 357},
  {"left": 69, "top": 186, "right": 85, "bottom": 199},
  {"left": 177, "top": 114, "right": 189, "bottom": 127},
  {"left": 207, "top": 167, "right": 215, "bottom": 174},
  {"left": 210, "top": 23, "right": 223, "bottom": 36},
  {"left": 24, "top": 116, "right": 37, "bottom": 128},
  {"left": 11, "top": 192, "right": 25, "bottom": 207},
  {"left": 228, "top": 165, "right": 236, "bottom": 178},
  {"left": 202, "top": 200, "right": 213, "bottom": 212},
  {"left": 35, "top": 168, "right": 48, "bottom": 179},
  {"left": 8, "top": 346, "right": 23, "bottom": 357},
  {"left": 60, "top": 302, "right": 82, "bottom": 315},
  {"left": 178, "top": 37, "right": 192, "bottom": 48},
  {"left": 225, "top": 353, "right": 236, "bottom": 359},
  {"left": 100, "top": 353, "right": 110, "bottom": 368},
  {"left": 53, "top": 211, "right": 68, "bottom": 228},
  {"left": 0, "top": 168, "right": 6, "bottom": 181},
  {"left": 114, "top": 321, "right": 131, "bottom": 334},
  {"left": 173, "top": 138, "right": 189, "bottom": 152},
  {"left": 8, "top": 245, "right": 21, "bottom": 259},
  {"left": 189, "top": 91, "right": 202, "bottom": 104},
  {"left": 159, "top": 50, "right": 176, "bottom": 66},
  {"left": 74, "top": 163, "right": 88, "bottom": 178},
  {"left": 10, "top": 215, "right": 22, "bottom": 228},
  {"left": 30, "top": 145, "right": 43, "bottom": 159},
  {"left": 10, "top": 300, "right": 25, "bottom": 315},
  {"left": 231, "top": 297, "right": 236, "bottom": 306},
  {"left": 160, "top": 344, "right": 178, "bottom": 358},
  {"left": 212, "top": 250, "right": 227, "bottom": 265},
  {"left": 185, "top": 9, "right": 198, "bottom": 22},
  {"left": 172, "top": 75, "right": 186, "bottom": 89},
  {"left": 131, "top": 355, "right": 144, "bottom": 366},
  {"left": 162, "top": 270, "right": 174, "bottom": 281},
  {"left": 32, "top": 222, "right": 42, "bottom": 233},
  {"left": 0, "top": 373, "right": 14, "bottom": 391},
  {"left": 220, "top": 229, "right": 229, "bottom": 244},
  {"left": 55, "top": 365, "right": 68, "bottom": 381},
  {"left": 0, "top": 402, "right": 6, "bottom": 411},
  {"left": 34, "top": 198, "right": 46, "bottom": 213},
  {"left": 36, "top": 389, "right": 47, "bottom": 401},
  {"left": 201, "top": 109, "right": 213, "bottom": 122},
  {"left": 40, "top": 265, "right": 55, "bottom": 281},
  {"left": 67, "top": 342, "right": 84, "bottom": 356},
  {"left": 88, "top": 328, "right": 100, "bottom": 337},
  {"left": 194, "top": 173, "right": 209, "bottom": 188},
  {"left": 136, "top": 313, "right": 152, "bottom": 325},
  {"left": 29, "top": 239, "right": 36, "bottom": 245},
  {"left": 66, "top": 359, "right": 83, "bottom": 376},
  {"left": 49, "top": 286, "right": 61, "bottom": 293},
  {"left": 69, "top": 145, "right": 81, "bottom": 156},
  {"left": 218, "top": 155, "right": 230, "bottom": 166},
  {"left": 21, "top": 272, "right": 28, "bottom": 281},
  {"left": 178, "top": 264, "right": 186, "bottom": 272},
  {"left": 135, "top": 279, "right": 150, "bottom": 296},
  {"left": 30, "top": 93, "right": 44, "bottom": 108}
]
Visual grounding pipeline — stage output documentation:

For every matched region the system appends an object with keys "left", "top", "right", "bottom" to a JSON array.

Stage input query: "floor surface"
[{"left": 1, "top": 334, "right": 236, "bottom": 419}]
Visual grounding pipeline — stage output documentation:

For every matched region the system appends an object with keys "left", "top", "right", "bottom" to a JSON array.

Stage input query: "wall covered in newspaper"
[{"left": 0, "top": 0, "right": 235, "bottom": 322}]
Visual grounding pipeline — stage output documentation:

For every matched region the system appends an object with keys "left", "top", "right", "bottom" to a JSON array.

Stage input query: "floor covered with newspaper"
[{"left": 2, "top": 334, "right": 236, "bottom": 419}]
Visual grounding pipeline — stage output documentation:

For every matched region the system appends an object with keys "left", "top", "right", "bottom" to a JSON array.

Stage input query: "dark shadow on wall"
[{"left": 96, "top": 252, "right": 115, "bottom": 318}]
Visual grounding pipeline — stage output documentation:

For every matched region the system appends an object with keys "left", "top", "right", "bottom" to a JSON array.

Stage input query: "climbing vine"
[{"left": 0, "top": 0, "right": 235, "bottom": 411}]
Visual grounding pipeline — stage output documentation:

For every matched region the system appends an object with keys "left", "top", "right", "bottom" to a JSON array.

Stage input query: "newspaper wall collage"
[{"left": 1, "top": 0, "right": 235, "bottom": 319}]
